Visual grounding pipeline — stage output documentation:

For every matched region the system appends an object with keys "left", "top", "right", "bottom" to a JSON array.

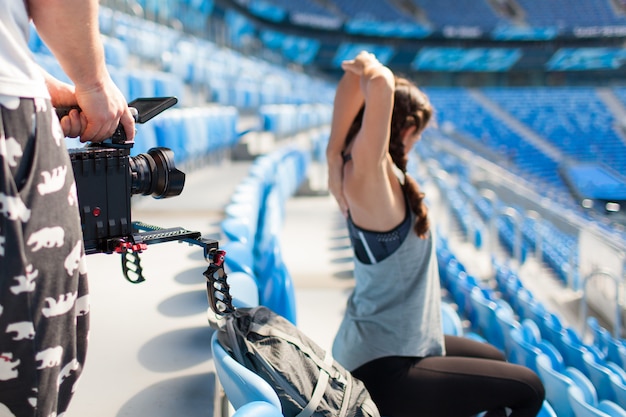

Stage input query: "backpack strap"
[
  {"left": 296, "top": 348, "right": 333, "bottom": 417},
  {"left": 224, "top": 316, "right": 246, "bottom": 364}
]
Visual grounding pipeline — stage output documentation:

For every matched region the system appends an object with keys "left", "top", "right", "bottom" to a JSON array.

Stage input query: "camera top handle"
[{"left": 55, "top": 96, "right": 178, "bottom": 147}]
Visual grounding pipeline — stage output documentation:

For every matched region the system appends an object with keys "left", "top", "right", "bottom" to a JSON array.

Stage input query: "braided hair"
[{"left": 344, "top": 76, "right": 433, "bottom": 238}]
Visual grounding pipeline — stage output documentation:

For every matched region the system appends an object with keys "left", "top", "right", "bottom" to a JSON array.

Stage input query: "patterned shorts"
[{"left": 0, "top": 96, "right": 89, "bottom": 417}]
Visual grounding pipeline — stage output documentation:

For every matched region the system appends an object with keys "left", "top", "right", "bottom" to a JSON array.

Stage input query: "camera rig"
[{"left": 61, "top": 97, "right": 233, "bottom": 315}]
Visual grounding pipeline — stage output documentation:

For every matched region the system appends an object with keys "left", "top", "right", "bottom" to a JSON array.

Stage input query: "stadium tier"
[{"left": 28, "top": 2, "right": 626, "bottom": 416}]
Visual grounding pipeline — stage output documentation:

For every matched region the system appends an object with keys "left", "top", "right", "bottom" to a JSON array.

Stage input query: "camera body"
[
  {"left": 65, "top": 97, "right": 213, "bottom": 256},
  {"left": 69, "top": 145, "right": 135, "bottom": 254}
]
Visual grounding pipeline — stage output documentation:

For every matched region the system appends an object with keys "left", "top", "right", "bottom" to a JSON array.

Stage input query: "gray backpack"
[{"left": 217, "top": 306, "right": 380, "bottom": 417}]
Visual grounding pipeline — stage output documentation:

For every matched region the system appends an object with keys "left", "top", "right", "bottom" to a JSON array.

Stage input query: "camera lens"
[{"left": 129, "top": 147, "right": 185, "bottom": 198}]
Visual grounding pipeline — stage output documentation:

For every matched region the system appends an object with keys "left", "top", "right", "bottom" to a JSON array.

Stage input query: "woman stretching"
[{"left": 327, "top": 51, "right": 545, "bottom": 417}]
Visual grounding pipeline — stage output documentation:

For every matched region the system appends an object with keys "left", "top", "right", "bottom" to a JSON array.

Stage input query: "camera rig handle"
[
  {"left": 118, "top": 221, "right": 235, "bottom": 315},
  {"left": 120, "top": 221, "right": 219, "bottom": 282}
]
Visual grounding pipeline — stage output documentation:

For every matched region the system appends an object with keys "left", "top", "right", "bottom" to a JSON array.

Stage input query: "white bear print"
[
  {"left": 75, "top": 295, "right": 90, "bottom": 317},
  {"left": 0, "top": 235, "right": 5, "bottom": 256},
  {"left": 37, "top": 165, "right": 67, "bottom": 196},
  {"left": 57, "top": 358, "right": 80, "bottom": 388},
  {"left": 51, "top": 118, "right": 64, "bottom": 147},
  {"left": 10, "top": 264, "right": 38, "bottom": 295},
  {"left": 0, "top": 353, "right": 20, "bottom": 381},
  {"left": 0, "top": 95, "right": 20, "bottom": 110},
  {"left": 0, "top": 136, "right": 23, "bottom": 167},
  {"left": 6, "top": 321, "right": 35, "bottom": 341},
  {"left": 0, "top": 192, "right": 31, "bottom": 222},
  {"left": 27, "top": 226, "right": 65, "bottom": 252},
  {"left": 64, "top": 241, "right": 85, "bottom": 276},
  {"left": 42, "top": 292, "right": 77, "bottom": 318},
  {"left": 68, "top": 182, "right": 78, "bottom": 206},
  {"left": 33, "top": 97, "right": 47, "bottom": 113},
  {"left": 35, "top": 346, "right": 63, "bottom": 369},
  {"left": 28, "top": 388, "right": 37, "bottom": 408},
  {"left": 0, "top": 402, "right": 17, "bottom": 417}
]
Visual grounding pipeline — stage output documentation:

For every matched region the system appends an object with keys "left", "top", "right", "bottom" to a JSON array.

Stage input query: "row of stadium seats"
[
  {"left": 31, "top": 7, "right": 336, "bottom": 109},
  {"left": 420, "top": 145, "right": 580, "bottom": 288},
  {"left": 234, "top": 0, "right": 626, "bottom": 35},
  {"left": 219, "top": 144, "right": 311, "bottom": 323},
  {"left": 425, "top": 86, "right": 626, "bottom": 210},
  {"left": 258, "top": 104, "right": 332, "bottom": 137},
  {"left": 483, "top": 87, "right": 626, "bottom": 175},
  {"left": 437, "top": 238, "right": 626, "bottom": 417}
]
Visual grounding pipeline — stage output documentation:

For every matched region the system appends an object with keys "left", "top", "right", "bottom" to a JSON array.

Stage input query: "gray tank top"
[{"left": 332, "top": 218, "right": 445, "bottom": 371}]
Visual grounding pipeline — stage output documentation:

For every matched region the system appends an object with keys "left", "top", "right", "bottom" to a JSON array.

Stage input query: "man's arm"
[{"left": 28, "top": 0, "right": 134, "bottom": 142}]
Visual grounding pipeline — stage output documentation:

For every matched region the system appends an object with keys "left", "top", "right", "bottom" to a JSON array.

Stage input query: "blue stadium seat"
[
  {"left": 232, "top": 401, "right": 284, "bottom": 417},
  {"left": 224, "top": 271, "right": 259, "bottom": 309},
  {"left": 211, "top": 332, "right": 282, "bottom": 412},
  {"left": 469, "top": 287, "right": 506, "bottom": 351},
  {"left": 568, "top": 385, "right": 626, "bottom": 417},
  {"left": 509, "top": 319, "right": 562, "bottom": 374},
  {"left": 560, "top": 328, "right": 601, "bottom": 377},
  {"left": 611, "top": 373, "right": 626, "bottom": 410},
  {"left": 441, "top": 302, "right": 464, "bottom": 336},
  {"left": 583, "top": 351, "right": 626, "bottom": 404},
  {"left": 495, "top": 306, "right": 520, "bottom": 360},
  {"left": 222, "top": 241, "right": 255, "bottom": 278},
  {"left": 536, "top": 353, "right": 575, "bottom": 417}
]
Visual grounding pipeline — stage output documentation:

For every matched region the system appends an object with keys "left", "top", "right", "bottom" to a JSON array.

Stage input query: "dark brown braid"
[
  {"left": 390, "top": 76, "right": 433, "bottom": 238},
  {"left": 343, "top": 76, "right": 433, "bottom": 238}
]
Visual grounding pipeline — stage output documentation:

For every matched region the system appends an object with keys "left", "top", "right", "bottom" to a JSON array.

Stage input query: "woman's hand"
[
  {"left": 341, "top": 51, "right": 382, "bottom": 76},
  {"left": 341, "top": 51, "right": 394, "bottom": 96}
]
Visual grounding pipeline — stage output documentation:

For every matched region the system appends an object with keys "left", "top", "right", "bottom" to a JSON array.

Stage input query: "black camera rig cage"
[{"left": 61, "top": 97, "right": 234, "bottom": 316}]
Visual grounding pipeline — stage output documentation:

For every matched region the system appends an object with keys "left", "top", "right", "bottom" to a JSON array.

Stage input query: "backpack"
[{"left": 216, "top": 306, "right": 381, "bottom": 417}]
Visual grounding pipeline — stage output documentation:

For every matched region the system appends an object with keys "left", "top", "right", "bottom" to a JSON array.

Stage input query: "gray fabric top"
[{"left": 332, "top": 220, "right": 445, "bottom": 371}]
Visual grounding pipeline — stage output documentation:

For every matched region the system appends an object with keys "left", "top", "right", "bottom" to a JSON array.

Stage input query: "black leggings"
[{"left": 352, "top": 336, "right": 545, "bottom": 417}]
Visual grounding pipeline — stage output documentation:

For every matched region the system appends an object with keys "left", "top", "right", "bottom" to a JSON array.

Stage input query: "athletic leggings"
[{"left": 352, "top": 335, "right": 545, "bottom": 417}]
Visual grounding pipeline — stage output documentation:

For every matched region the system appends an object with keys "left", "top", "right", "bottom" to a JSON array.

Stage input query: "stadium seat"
[
  {"left": 509, "top": 319, "right": 562, "bottom": 373},
  {"left": 469, "top": 287, "right": 506, "bottom": 351},
  {"left": 224, "top": 271, "right": 259, "bottom": 309},
  {"left": 211, "top": 332, "right": 282, "bottom": 412},
  {"left": 441, "top": 302, "right": 464, "bottom": 336},
  {"left": 222, "top": 241, "right": 256, "bottom": 281},
  {"left": 561, "top": 328, "right": 603, "bottom": 377},
  {"left": 543, "top": 312, "right": 566, "bottom": 351},
  {"left": 536, "top": 353, "right": 575, "bottom": 417},
  {"left": 588, "top": 316, "right": 612, "bottom": 360},
  {"left": 221, "top": 217, "right": 255, "bottom": 247},
  {"left": 232, "top": 401, "right": 283, "bottom": 417},
  {"left": 611, "top": 373, "right": 626, "bottom": 410},
  {"left": 539, "top": 400, "right": 558, "bottom": 417},
  {"left": 584, "top": 351, "right": 619, "bottom": 402},
  {"left": 567, "top": 385, "right": 626, "bottom": 417},
  {"left": 495, "top": 306, "right": 521, "bottom": 360}
]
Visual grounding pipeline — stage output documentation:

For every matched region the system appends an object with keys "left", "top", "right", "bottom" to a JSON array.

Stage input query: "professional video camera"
[{"left": 60, "top": 97, "right": 227, "bottom": 297}]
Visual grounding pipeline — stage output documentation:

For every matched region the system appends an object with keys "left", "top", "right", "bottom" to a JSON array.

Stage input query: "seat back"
[
  {"left": 469, "top": 287, "right": 504, "bottom": 351},
  {"left": 568, "top": 386, "right": 606, "bottom": 417},
  {"left": 568, "top": 385, "right": 626, "bottom": 417},
  {"left": 510, "top": 325, "right": 542, "bottom": 372},
  {"left": 495, "top": 306, "right": 520, "bottom": 360},
  {"left": 211, "top": 332, "right": 282, "bottom": 411},
  {"left": 441, "top": 302, "right": 464, "bottom": 336},
  {"left": 536, "top": 354, "right": 575, "bottom": 417},
  {"left": 233, "top": 401, "right": 284, "bottom": 417},
  {"left": 584, "top": 351, "right": 618, "bottom": 402}
]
